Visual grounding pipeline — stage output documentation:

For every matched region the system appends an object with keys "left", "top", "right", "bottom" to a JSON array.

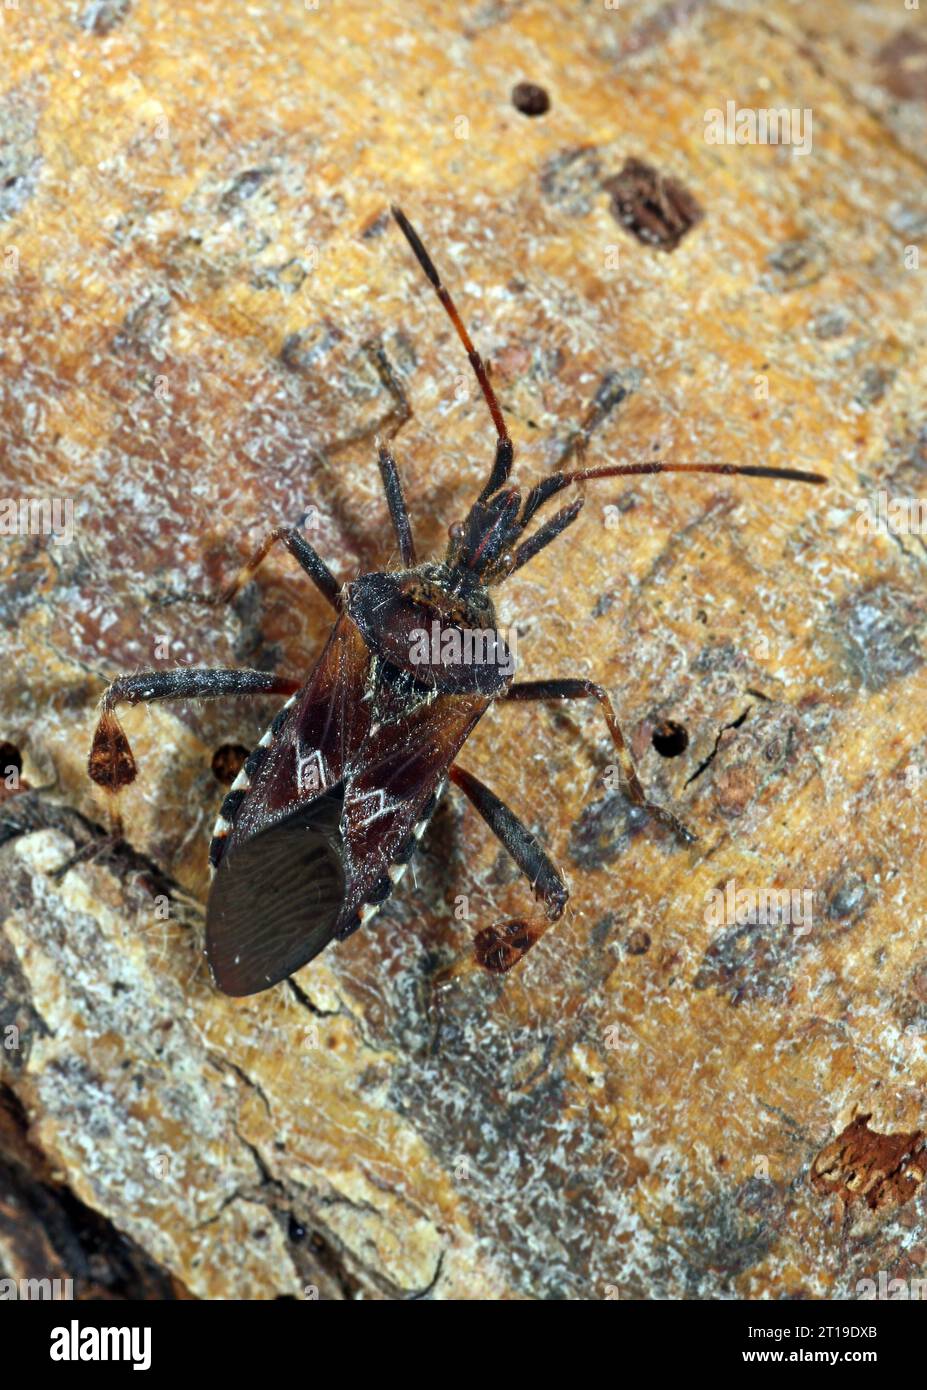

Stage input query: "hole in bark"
[
  {"left": 626, "top": 928, "right": 651, "bottom": 955},
  {"left": 211, "top": 743, "right": 250, "bottom": 785},
  {"left": 0, "top": 742, "right": 22, "bottom": 776},
  {"left": 652, "top": 720, "right": 689, "bottom": 757},
  {"left": 512, "top": 82, "right": 550, "bottom": 116}
]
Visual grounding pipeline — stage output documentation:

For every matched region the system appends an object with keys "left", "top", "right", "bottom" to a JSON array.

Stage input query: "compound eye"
[{"left": 448, "top": 521, "right": 466, "bottom": 544}]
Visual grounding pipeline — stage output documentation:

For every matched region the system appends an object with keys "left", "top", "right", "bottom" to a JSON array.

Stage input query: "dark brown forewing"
[
  {"left": 206, "top": 788, "right": 345, "bottom": 996},
  {"left": 224, "top": 613, "right": 373, "bottom": 849},
  {"left": 336, "top": 691, "right": 490, "bottom": 933}
]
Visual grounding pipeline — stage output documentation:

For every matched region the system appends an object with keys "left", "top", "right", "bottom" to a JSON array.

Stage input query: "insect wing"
[
  {"left": 206, "top": 615, "right": 371, "bottom": 993},
  {"left": 217, "top": 614, "right": 372, "bottom": 847},
  {"left": 206, "top": 789, "right": 345, "bottom": 996},
  {"left": 336, "top": 690, "right": 489, "bottom": 932}
]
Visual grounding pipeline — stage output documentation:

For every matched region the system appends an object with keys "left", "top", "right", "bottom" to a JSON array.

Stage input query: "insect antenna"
[
  {"left": 391, "top": 205, "right": 514, "bottom": 501},
  {"left": 507, "top": 459, "right": 827, "bottom": 575},
  {"left": 389, "top": 208, "right": 828, "bottom": 581},
  {"left": 537, "top": 458, "right": 826, "bottom": 503}
]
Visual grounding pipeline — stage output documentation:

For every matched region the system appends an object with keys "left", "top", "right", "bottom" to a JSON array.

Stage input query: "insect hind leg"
[
  {"left": 436, "top": 763, "right": 568, "bottom": 987},
  {"left": 89, "top": 668, "right": 300, "bottom": 793}
]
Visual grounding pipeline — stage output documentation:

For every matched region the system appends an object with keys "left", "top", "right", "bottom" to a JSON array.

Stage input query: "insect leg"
[
  {"left": 159, "top": 526, "right": 341, "bottom": 611},
  {"left": 89, "top": 668, "right": 301, "bottom": 793},
  {"left": 446, "top": 763, "right": 567, "bottom": 975},
  {"left": 366, "top": 339, "right": 413, "bottom": 440},
  {"left": 503, "top": 680, "right": 697, "bottom": 846},
  {"left": 377, "top": 443, "right": 417, "bottom": 566}
]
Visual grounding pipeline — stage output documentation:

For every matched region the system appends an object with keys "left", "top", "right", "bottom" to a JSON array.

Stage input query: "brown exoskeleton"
[{"left": 89, "top": 207, "right": 826, "bottom": 995}]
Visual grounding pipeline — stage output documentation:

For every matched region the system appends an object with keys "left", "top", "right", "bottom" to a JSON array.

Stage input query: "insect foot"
[
  {"left": 635, "top": 799, "right": 699, "bottom": 847},
  {"left": 473, "top": 919, "right": 546, "bottom": 974},
  {"left": 88, "top": 709, "right": 137, "bottom": 792}
]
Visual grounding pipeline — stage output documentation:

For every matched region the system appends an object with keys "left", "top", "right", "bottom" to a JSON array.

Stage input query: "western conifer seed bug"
[{"left": 88, "top": 207, "right": 826, "bottom": 996}]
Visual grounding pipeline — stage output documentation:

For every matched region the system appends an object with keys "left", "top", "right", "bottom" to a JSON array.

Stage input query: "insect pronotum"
[{"left": 88, "top": 207, "right": 826, "bottom": 996}]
